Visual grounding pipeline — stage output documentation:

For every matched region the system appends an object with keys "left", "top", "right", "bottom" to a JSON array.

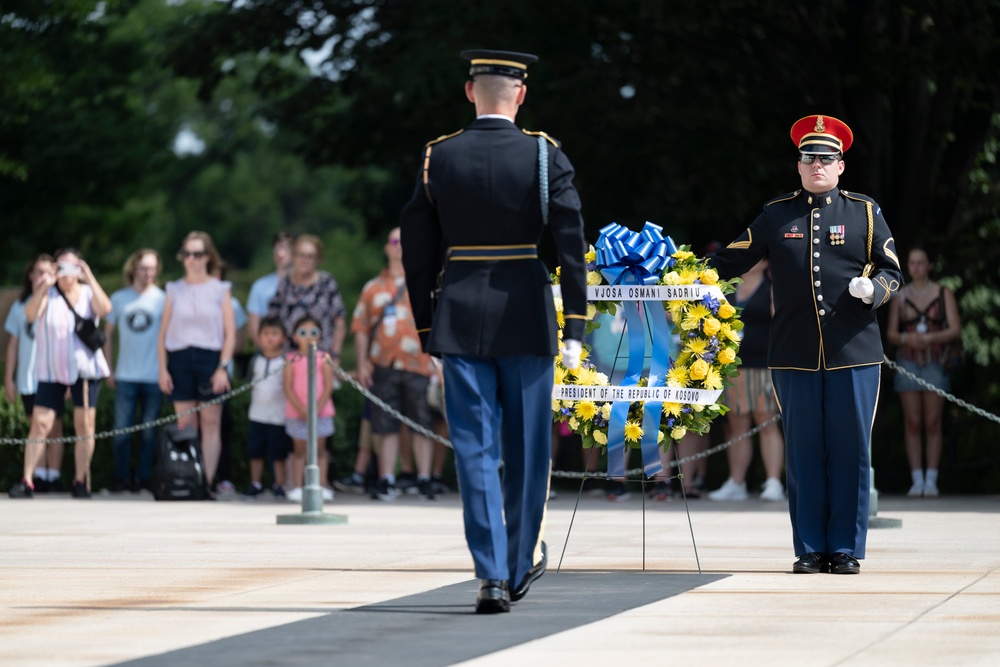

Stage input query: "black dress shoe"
[
  {"left": 475, "top": 579, "right": 510, "bottom": 614},
  {"left": 511, "top": 541, "right": 547, "bottom": 602},
  {"left": 792, "top": 551, "right": 828, "bottom": 574},
  {"left": 828, "top": 552, "right": 861, "bottom": 574}
]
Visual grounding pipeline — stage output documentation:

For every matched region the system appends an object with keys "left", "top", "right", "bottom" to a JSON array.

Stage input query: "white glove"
[
  {"left": 848, "top": 276, "right": 875, "bottom": 304},
  {"left": 561, "top": 339, "right": 582, "bottom": 370}
]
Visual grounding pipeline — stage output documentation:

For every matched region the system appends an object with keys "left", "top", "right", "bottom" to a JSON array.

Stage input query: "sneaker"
[
  {"left": 270, "top": 484, "right": 287, "bottom": 499},
  {"left": 287, "top": 487, "right": 303, "bottom": 502},
  {"left": 333, "top": 474, "right": 366, "bottom": 495},
  {"left": 215, "top": 480, "right": 237, "bottom": 495},
  {"left": 8, "top": 480, "right": 34, "bottom": 498},
  {"left": 907, "top": 481, "right": 925, "bottom": 497},
  {"left": 242, "top": 483, "right": 264, "bottom": 498},
  {"left": 396, "top": 472, "right": 419, "bottom": 495},
  {"left": 923, "top": 480, "right": 939, "bottom": 497},
  {"left": 417, "top": 478, "right": 437, "bottom": 500},
  {"left": 373, "top": 478, "right": 399, "bottom": 502},
  {"left": 606, "top": 481, "right": 631, "bottom": 502},
  {"left": 32, "top": 477, "right": 48, "bottom": 493},
  {"left": 760, "top": 477, "right": 785, "bottom": 502},
  {"left": 321, "top": 486, "right": 335, "bottom": 501},
  {"left": 649, "top": 480, "right": 673, "bottom": 502},
  {"left": 430, "top": 475, "right": 451, "bottom": 495},
  {"left": 708, "top": 478, "right": 748, "bottom": 501},
  {"left": 71, "top": 481, "right": 91, "bottom": 499}
]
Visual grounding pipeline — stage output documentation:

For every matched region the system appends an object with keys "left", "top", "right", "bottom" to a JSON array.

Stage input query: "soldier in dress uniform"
[
  {"left": 400, "top": 49, "right": 587, "bottom": 613},
  {"left": 710, "top": 115, "right": 903, "bottom": 575}
]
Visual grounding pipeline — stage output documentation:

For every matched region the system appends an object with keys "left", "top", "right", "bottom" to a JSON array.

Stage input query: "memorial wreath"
[{"left": 552, "top": 222, "right": 743, "bottom": 477}]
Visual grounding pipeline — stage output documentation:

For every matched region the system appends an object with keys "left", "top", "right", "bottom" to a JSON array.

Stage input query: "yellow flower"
[
  {"left": 574, "top": 401, "right": 598, "bottom": 421},
  {"left": 624, "top": 420, "right": 644, "bottom": 443},
  {"left": 579, "top": 346, "right": 590, "bottom": 362},
  {"left": 662, "top": 402, "right": 684, "bottom": 417},
  {"left": 718, "top": 302, "right": 736, "bottom": 319},
  {"left": 719, "top": 322, "right": 742, "bottom": 343},
  {"left": 662, "top": 271, "right": 682, "bottom": 286},
  {"left": 593, "top": 430, "right": 608, "bottom": 445},
  {"left": 551, "top": 399, "right": 562, "bottom": 412},
  {"left": 587, "top": 270, "right": 603, "bottom": 286},
  {"left": 572, "top": 365, "right": 597, "bottom": 385},
  {"left": 703, "top": 366, "right": 723, "bottom": 390},
  {"left": 554, "top": 365, "right": 567, "bottom": 385},
  {"left": 672, "top": 250, "right": 695, "bottom": 261},
  {"left": 666, "top": 366, "right": 689, "bottom": 387},
  {"left": 702, "top": 317, "right": 721, "bottom": 337},
  {"left": 671, "top": 426, "right": 687, "bottom": 440},
  {"left": 685, "top": 337, "right": 708, "bottom": 355},
  {"left": 569, "top": 417, "right": 579, "bottom": 430},
  {"left": 595, "top": 372, "right": 609, "bottom": 385},
  {"left": 657, "top": 430, "right": 665, "bottom": 443},
  {"left": 718, "top": 347, "right": 736, "bottom": 364},
  {"left": 693, "top": 403, "right": 705, "bottom": 412},
  {"left": 689, "top": 359, "right": 710, "bottom": 380},
  {"left": 585, "top": 249, "right": 597, "bottom": 263},
  {"left": 587, "top": 303, "right": 597, "bottom": 320},
  {"left": 556, "top": 310, "right": 565, "bottom": 328},
  {"left": 556, "top": 266, "right": 561, "bottom": 276},
  {"left": 600, "top": 403, "right": 612, "bottom": 420},
  {"left": 699, "top": 268, "right": 719, "bottom": 285},
  {"left": 678, "top": 268, "right": 700, "bottom": 284}
]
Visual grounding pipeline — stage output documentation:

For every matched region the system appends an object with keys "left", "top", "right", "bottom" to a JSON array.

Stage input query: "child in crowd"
[
  {"left": 284, "top": 315, "right": 335, "bottom": 502},
  {"left": 242, "top": 316, "right": 291, "bottom": 499}
]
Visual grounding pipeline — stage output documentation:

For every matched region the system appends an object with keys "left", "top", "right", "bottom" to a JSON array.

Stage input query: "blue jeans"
[{"left": 111, "top": 381, "right": 164, "bottom": 486}]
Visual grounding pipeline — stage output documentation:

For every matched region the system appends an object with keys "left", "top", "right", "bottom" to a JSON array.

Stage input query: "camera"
[{"left": 57, "top": 262, "right": 82, "bottom": 277}]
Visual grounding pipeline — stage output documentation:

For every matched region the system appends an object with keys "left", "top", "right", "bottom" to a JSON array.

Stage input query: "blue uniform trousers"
[
  {"left": 442, "top": 354, "right": 553, "bottom": 586},
  {"left": 772, "top": 365, "right": 880, "bottom": 559}
]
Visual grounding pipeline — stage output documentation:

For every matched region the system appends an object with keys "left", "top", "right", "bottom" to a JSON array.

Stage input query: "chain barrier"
[
  {"left": 881, "top": 355, "right": 1000, "bottom": 425},
  {"left": 325, "top": 357, "right": 453, "bottom": 448},
  {"left": 0, "top": 355, "right": 291, "bottom": 447},
  {"left": 5, "top": 351, "right": 996, "bottom": 471}
]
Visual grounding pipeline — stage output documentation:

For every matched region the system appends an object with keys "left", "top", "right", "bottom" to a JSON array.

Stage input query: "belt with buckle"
[{"left": 448, "top": 245, "right": 538, "bottom": 261}]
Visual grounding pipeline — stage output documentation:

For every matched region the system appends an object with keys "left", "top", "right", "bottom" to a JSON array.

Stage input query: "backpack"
[{"left": 151, "top": 423, "right": 206, "bottom": 501}]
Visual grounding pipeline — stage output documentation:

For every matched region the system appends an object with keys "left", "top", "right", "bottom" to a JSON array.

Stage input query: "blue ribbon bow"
[{"left": 595, "top": 222, "right": 678, "bottom": 479}]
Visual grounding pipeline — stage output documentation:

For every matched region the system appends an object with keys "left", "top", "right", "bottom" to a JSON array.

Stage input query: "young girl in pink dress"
[{"left": 284, "top": 315, "right": 335, "bottom": 501}]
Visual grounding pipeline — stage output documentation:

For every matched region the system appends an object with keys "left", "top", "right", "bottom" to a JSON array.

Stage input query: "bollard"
[{"left": 278, "top": 341, "right": 347, "bottom": 525}]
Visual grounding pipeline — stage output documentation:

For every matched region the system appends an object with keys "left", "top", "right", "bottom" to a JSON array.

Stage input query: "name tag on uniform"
[{"left": 784, "top": 225, "right": 803, "bottom": 239}]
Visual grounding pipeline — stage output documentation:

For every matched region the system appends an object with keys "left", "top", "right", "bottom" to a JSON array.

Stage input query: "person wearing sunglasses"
[
  {"left": 710, "top": 115, "right": 903, "bottom": 576},
  {"left": 157, "top": 231, "right": 236, "bottom": 498},
  {"left": 400, "top": 50, "right": 588, "bottom": 614}
]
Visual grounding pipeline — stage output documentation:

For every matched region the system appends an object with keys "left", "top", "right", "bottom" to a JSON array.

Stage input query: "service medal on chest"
[{"left": 828, "top": 225, "right": 845, "bottom": 245}]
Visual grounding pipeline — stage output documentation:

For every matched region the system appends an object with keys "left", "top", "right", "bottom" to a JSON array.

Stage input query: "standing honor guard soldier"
[
  {"left": 710, "top": 115, "right": 903, "bottom": 575},
  {"left": 400, "top": 49, "right": 587, "bottom": 613}
]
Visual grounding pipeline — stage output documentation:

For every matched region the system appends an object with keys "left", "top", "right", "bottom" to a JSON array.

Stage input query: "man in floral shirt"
[{"left": 352, "top": 227, "right": 437, "bottom": 501}]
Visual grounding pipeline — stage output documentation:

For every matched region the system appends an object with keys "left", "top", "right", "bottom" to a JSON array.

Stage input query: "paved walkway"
[{"left": 2, "top": 490, "right": 998, "bottom": 666}]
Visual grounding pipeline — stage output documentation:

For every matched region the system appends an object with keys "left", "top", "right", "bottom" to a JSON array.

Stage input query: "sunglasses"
[
  {"left": 295, "top": 326, "right": 321, "bottom": 338},
  {"left": 799, "top": 154, "right": 841, "bottom": 165},
  {"left": 178, "top": 250, "right": 208, "bottom": 260}
]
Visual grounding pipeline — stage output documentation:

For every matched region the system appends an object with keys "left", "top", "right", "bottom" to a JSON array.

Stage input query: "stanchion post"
[{"left": 277, "top": 342, "right": 347, "bottom": 525}]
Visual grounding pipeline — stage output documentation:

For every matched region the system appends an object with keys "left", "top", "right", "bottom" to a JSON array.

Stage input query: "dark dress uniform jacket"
[
  {"left": 400, "top": 117, "right": 587, "bottom": 357},
  {"left": 711, "top": 188, "right": 902, "bottom": 370}
]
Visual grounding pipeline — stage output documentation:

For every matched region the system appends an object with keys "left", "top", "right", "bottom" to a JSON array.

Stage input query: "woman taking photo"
[
  {"left": 9, "top": 249, "right": 112, "bottom": 499},
  {"left": 886, "top": 246, "right": 962, "bottom": 497},
  {"left": 158, "top": 231, "right": 236, "bottom": 496}
]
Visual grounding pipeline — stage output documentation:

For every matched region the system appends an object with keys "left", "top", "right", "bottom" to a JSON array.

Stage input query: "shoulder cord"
[
  {"left": 862, "top": 201, "right": 874, "bottom": 278},
  {"left": 538, "top": 135, "right": 549, "bottom": 225}
]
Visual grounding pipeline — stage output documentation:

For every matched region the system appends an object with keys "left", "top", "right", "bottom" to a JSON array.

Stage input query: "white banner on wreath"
[
  {"left": 587, "top": 284, "right": 725, "bottom": 302},
  {"left": 553, "top": 383, "right": 723, "bottom": 405}
]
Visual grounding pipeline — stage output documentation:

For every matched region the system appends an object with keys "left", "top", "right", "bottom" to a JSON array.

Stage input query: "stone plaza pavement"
[{"left": 2, "top": 490, "right": 998, "bottom": 666}]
